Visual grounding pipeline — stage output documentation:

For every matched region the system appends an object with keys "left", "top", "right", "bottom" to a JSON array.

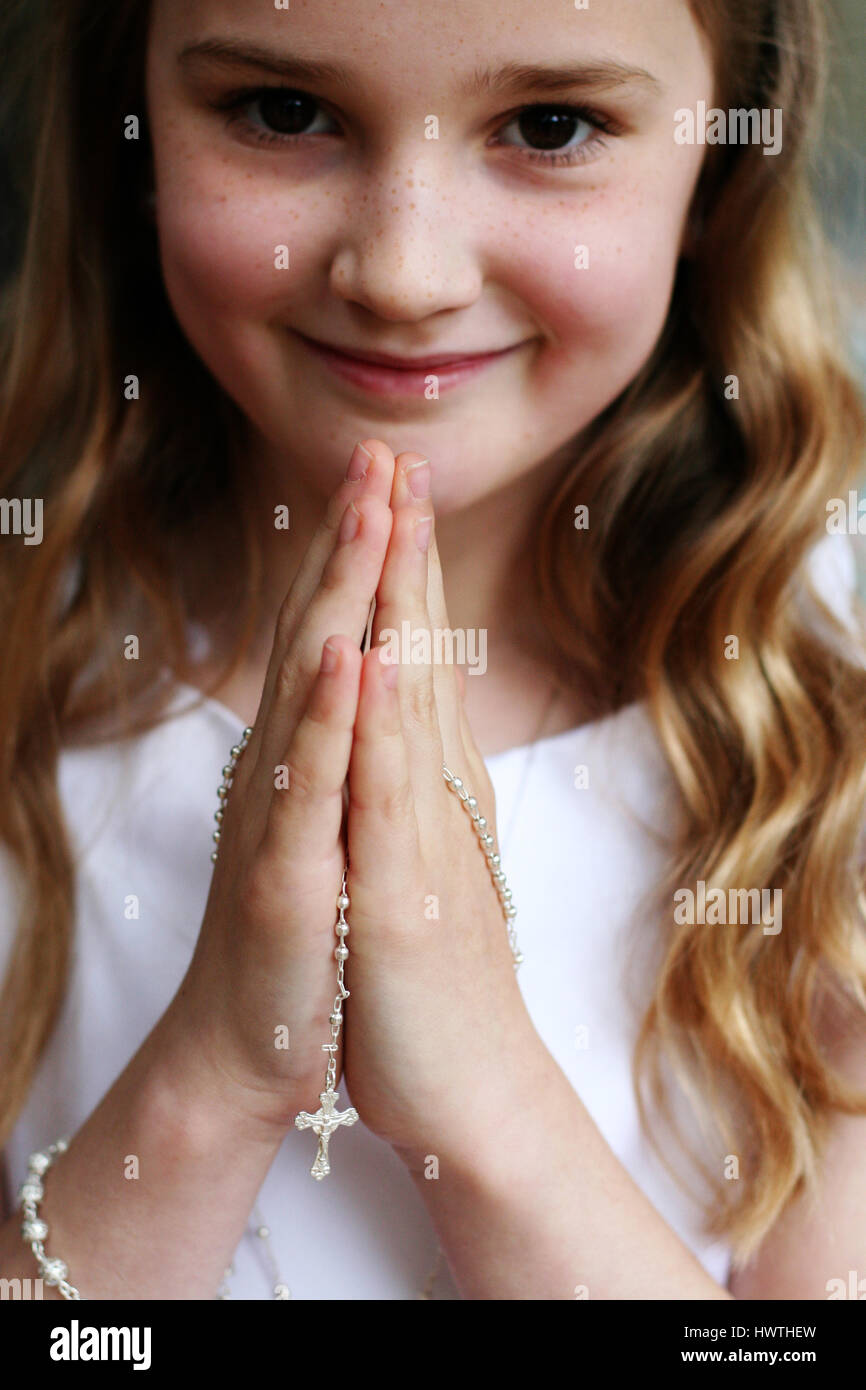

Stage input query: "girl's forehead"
[{"left": 148, "top": 0, "right": 713, "bottom": 84}]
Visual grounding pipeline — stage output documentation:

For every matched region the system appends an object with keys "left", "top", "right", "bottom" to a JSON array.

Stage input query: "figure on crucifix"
[{"left": 294, "top": 1089, "right": 359, "bottom": 1179}]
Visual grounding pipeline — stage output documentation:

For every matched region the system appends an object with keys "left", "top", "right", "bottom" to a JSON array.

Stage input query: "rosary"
[
  {"left": 211, "top": 726, "right": 524, "bottom": 1185},
  {"left": 19, "top": 677, "right": 526, "bottom": 1302}
]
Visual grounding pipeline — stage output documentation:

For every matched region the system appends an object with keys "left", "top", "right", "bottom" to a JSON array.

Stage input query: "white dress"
[{"left": 0, "top": 533, "right": 859, "bottom": 1299}]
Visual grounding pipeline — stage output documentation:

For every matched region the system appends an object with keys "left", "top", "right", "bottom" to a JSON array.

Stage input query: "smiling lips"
[{"left": 294, "top": 331, "right": 527, "bottom": 397}]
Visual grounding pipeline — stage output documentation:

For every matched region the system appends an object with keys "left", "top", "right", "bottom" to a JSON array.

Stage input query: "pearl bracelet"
[
  {"left": 18, "top": 1138, "right": 81, "bottom": 1299},
  {"left": 442, "top": 765, "right": 524, "bottom": 968}
]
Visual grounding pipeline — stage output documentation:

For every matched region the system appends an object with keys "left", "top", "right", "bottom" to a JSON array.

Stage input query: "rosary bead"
[
  {"left": 335, "top": 922, "right": 349, "bottom": 936},
  {"left": 256, "top": 1225, "right": 270, "bottom": 1239},
  {"left": 337, "top": 893, "right": 350, "bottom": 911},
  {"left": 335, "top": 944, "right": 349, "bottom": 961},
  {"left": 19, "top": 1178, "right": 43, "bottom": 1203},
  {"left": 28, "top": 1152, "right": 51, "bottom": 1176},
  {"left": 217, "top": 786, "right": 228, "bottom": 799},
  {"left": 274, "top": 1284, "right": 291, "bottom": 1299},
  {"left": 210, "top": 849, "right": 218, "bottom": 862},
  {"left": 22, "top": 1217, "right": 48, "bottom": 1242},
  {"left": 329, "top": 1012, "right": 342, "bottom": 1026},
  {"left": 215, "top": 807, "right": 224, "bottom": 822}
]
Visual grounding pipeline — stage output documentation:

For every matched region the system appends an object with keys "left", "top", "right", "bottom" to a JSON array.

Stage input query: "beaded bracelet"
[{"left": 18, "top": 1138, "right": 81, "bottom": 1299}]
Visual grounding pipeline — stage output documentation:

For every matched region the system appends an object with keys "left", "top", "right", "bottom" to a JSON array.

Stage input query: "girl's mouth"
[{"left": 292, "top": 331, "right": 529, "bottom": 397}]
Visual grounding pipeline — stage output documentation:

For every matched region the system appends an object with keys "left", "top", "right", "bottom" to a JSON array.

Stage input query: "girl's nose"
[{"left": 326, "top": 158, "right": 483, "bottom": 323}]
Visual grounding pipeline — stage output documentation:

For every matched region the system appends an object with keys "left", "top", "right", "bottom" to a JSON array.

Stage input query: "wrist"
[
  {"left": 393, "top": 1032, "right": 562, "bottom": 1179},
  {"left": 142, "top": 999, "right": 291, "bottom": 1157}
]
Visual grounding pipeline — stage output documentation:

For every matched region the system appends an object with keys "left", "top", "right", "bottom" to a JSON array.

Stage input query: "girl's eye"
[
  {"left": 216, "top": 87, "right": 339, "bottom": 146},
  {"left": 493, "top": 104, "right": 618, "bottom": 167},
  {"left": 214, "top": 88, "right": 618, "bottom": 168}
]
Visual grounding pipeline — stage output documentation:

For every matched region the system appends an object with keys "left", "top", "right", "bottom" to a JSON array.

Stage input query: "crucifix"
[{"left": 294, "top": 1089, "right": 359, "bottom": 1180}]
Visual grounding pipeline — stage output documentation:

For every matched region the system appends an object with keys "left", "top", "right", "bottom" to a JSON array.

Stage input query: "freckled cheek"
[
  {"left": 517, "top": 220, "right": 679, "bottom": 362},
  {"left": 156, "top": 193, "right": 320, "bottom": 327}
]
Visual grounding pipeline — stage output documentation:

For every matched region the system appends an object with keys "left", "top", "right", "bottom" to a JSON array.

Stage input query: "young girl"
[{"left": 0, "top": 0, "right": 864, "bottom": 1301}]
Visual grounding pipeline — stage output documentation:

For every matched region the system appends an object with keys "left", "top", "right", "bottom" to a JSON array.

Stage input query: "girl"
[{"left": 0, "top": 0, "right": 864, "bottom": 1300}]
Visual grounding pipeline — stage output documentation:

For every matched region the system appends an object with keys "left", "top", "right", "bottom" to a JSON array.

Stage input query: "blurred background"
[
  {"left": 0, "top": 0, "right": 863, "bottom": 592},
  {"left": 819, "top": 0, "right": 866, "bottom": 597}
]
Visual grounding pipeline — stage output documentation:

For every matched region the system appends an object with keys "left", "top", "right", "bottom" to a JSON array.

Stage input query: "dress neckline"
[{"left": 165, "top": 674, "right": 644, "bottom": 764}]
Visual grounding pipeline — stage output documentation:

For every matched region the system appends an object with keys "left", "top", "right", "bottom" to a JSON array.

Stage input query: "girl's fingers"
[
  {"left": 369, "top": 453, "right": 444, "bottom": 794},
  {"left": 423, "top": 523, "right": 465, "bottom": 766},
  {"left": 408, "top": 474, "right": 490, "bottom": 808},
  {"left": 240, "top": 440, "right": 394, "bottom": 788},
  {"left": 254, "top": 492, "right": 393, "bottom": 792},
  {"left": 269, "top": 441, "right": 392, "bottom": 653},
  {"left": 259, "top": 634, "right": 362, "bottom": 880},
  {"left": 422, "top": 513, "right": 493, "bottom": 816},
  {"left": 347, "top": 642, "right": 423, "bottom": 913}
]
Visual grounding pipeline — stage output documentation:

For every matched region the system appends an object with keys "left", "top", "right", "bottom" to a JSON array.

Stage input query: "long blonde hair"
[{"left": 1, "top": 0, "right": 865, "bottom": 1267}]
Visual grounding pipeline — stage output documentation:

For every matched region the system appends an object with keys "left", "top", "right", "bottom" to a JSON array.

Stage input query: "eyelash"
[{"left": 212, "top": 86, "right": 620, "bottom": 168}]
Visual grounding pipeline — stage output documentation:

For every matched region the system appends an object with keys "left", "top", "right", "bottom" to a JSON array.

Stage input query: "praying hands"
[{"left": 179, "top": 439, "right": 549, "bottom": 1172}]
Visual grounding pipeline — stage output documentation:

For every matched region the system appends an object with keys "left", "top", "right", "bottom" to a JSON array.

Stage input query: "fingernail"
[
  {"left": 414, "top": 516, "right": 432, "bottom": 552},
  {"left": 406, "top": 459, "right": 430, "bottom": 499},
  {"left": 346, "top": 441, "right": 374, "bottom": 481},
  {"left": 338, "top": 501, "right": 361, "bottom": 544},
  {"left": 321, "top": 640, "right": 339, "bottom": 673}
]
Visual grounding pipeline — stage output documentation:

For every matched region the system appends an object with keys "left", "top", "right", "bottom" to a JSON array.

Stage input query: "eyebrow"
[{"left": 177, "top": 39, "right": 661, "bottom": 99}]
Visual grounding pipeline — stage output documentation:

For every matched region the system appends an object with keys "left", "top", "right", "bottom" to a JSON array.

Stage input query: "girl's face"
[{"left": 145, "top": 0, "right": 714, "bottom": 513}]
